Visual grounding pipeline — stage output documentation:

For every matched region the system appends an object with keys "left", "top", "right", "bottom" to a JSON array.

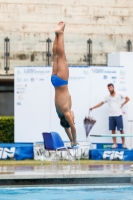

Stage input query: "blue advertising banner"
[
  {"left": 90, "top": 149, "right": 133, "bottom": 161},
  {"left": 1, "top": 143, "right": 133, "bottom": 161},
  {"left": 0, "top": 143, "right": 33, "bottom": 160}
]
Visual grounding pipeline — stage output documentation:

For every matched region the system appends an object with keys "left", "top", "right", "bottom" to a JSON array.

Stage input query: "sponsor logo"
[
  {"left": 24, "top": 78, "right": 28, "bottom": 82},
  {"left": 104, "top": 70, "right": 116, "bottom": 73},
  {"left": 102, "top": 145, "right": 112, "bottom": 149},
  {"left": 103, "top": 75, "right": 107, "bottom": 79},
  {"left": 19, "top": 91, "right": 25, "bottom": 94},
  {"left": 34, "top": 143, "right": 90, "bottom": 160},
  {"left": 17, "top": 70, "right": 21, "bottom": 74},
  {"left": 120, "top": 71, "right": 126, "bottom": 76},
  {"left": 92, "top": 69, "right": 116, "bottom": 73},
  {"left": 31, "top": 78, "right": 34, "bottom": 82},
  {"left": 24, "top": 69, "right": 35, "bottom": 73},
  {"left": 120, "top": 77, "right": 125, "bottom": 80},
  {"left": 0, "top": 148, "right": 15, "bottom": 159},
  {"left": 17, "top": 102, "right": 21, "bottom": 105},
  {"left": 16, "top": 87, "right": 25, "bottom": 91},
  {"left": 118, "top": 87, "right": 127, "bottom": 92},
  {"left": 17, "top": 78, "right": 22, "bottom": 82},
  {"left": 92, "top": 69, "right": 104, "bottom": 73},
  {"left": 45, "top": 70, "right": 50, "bottom": 73},
  {"left": 103, "top": 151, "right": 124, "bottom": 160},
  {"left": 120, "top": 81, "right": 125, "bottom": 84},
  {"left": 83, "top": 70, "right": 88, "bottom": 75},
  {"left": 18, "top": 95, "right": 23, "bottom": 100},
  {"left": 39, "top": 78, "right": 44, "bottom": 81},
  {"left": 34, "top": 70, "right": 45, "bottom": 74},
  {"left": 112, "top": 76, "right": 117, "bottom": 79},
  {"left": 16, "top": 84, "right": 23, "bottom": 87}
]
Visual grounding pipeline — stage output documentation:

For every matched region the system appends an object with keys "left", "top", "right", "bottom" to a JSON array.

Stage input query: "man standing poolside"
[{"left": 90, "top": 83, "right": 130, "bottom": 149}]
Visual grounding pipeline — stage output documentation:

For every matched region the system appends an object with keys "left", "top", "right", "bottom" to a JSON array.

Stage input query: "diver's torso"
[{"left": 54, "top": 85, "right": 72, "bottom": 115}]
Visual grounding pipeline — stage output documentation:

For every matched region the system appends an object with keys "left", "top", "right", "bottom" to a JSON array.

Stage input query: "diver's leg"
[
  {"left": 64, "top": 111, "right": 77, "bottom": 146},
  {"left": 64, "top": 128, "right": 73, "bottom": 146},
  {"left": 55, "top": 22, "right": 69, "bottom": 80},
  {"left": 52, "top": 34, "right": 58, "bottom": 75}
]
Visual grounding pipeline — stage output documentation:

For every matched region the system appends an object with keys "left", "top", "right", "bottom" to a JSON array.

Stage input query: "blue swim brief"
[{"left": 51, "top": 74, "right": 68, "bottom": 87}]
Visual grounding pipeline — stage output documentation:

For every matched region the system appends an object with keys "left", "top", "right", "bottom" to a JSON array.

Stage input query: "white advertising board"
[
  {"left": 89, "top": 66, "right": 128, "bottom": 144},
  {"left": 15, "top": 66, "right": 128, "bottom": 146},
  {"left": 14, "top": 66, "right": 52, "bottom": 142},
  {"left": 108, "top": 52, "right": 133, "bottom": 148},
  {"left": 108, "top": 52, "right": 133, "bottom": 120}
]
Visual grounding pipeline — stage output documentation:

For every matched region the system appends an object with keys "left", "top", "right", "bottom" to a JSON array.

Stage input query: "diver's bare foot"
[
  {"left": 74, "top": 142, "right": 79, "bottom": 146},
  {"left": 55, "top": 21, "right": 66, "bottom": 34},
  {"left": 70, "top": 141, "right": 74, "bottom": 147},
  {"left": 76, "top": 142, "right": 79, "bottom": 145},
  {"left": 71, "top": 141, "right": 79, "bottom": 147}
]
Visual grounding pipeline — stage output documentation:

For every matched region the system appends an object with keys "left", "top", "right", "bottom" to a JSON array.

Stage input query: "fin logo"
[
  {"left": 103, "top": 151, "right": 124, "bottom": 160},
  {"left": 0, "top": 148, "right": 15, "bottom": 159}
]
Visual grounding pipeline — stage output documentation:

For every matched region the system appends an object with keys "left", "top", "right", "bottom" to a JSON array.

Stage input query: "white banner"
[
  {"left": 14, "top": 66, "right": 52, "bottom": 142},
  {"left": 33, "top": 142, "right": 92, "bottom": 161},
  {"left": 15, "top": 66, "right": 128, "bottom": 146}
]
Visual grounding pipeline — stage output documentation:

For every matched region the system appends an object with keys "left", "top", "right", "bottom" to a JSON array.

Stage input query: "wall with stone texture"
[{"left": 0, "top": 0, "right": 133, "bottom": 71}]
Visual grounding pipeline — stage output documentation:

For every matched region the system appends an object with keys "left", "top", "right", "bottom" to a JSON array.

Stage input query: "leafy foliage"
[{"left": 0, "top": 117, "right": 14, "bottom": 143}]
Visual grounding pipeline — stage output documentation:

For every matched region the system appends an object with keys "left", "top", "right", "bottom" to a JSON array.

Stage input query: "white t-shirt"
[{"left": 103, "top": 92, "right": 126, "bottom": 117}]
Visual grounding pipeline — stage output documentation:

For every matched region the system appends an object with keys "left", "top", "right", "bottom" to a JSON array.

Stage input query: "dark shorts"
[{"left": 109, "top": 115, "right": 123, "bottom": 131}]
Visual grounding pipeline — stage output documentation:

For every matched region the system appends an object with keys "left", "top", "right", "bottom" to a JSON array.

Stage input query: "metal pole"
[
  {"left": 48, "top": 39, "right": 50, "bottom": 66},
  {"left": 127, "top": 40, "right": 132, "bottom": 52},
  {"left": 48, "top": 38, "right": 50, "bottom": 66},
  {"left": 6, "top": 38, "right": 8, "bottom": 73},
  {"left": 9, "top": 38, "right": 10, "bottom": 70},
  {"left": 46, "top": 38, "right": 51, "bottom": 66},
  {"left": 89, "top": 41, "right": 90, "bottom": 66},
  {"left": 87, "top": 39, "right": 92, "bottom": 66},
  {"left": 4, "top": 38, "right": 5, "bottom": 72},
  {"left": 4, "top": 37, "right": 10, "bottom": 73}
]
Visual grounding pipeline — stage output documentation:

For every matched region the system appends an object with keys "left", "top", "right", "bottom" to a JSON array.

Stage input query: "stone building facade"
[{"left": 0, "top": 0, "right": 133, "bottom": 72}]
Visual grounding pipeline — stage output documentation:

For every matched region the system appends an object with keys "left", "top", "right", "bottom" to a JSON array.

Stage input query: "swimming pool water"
[{"left": 0, "top": 186, "right": 133, "bottom": 200}]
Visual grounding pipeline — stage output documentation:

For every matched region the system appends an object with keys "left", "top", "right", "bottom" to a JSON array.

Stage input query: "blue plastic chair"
[{"left": 42, "top": 132, "right": 80, "bottom": 170}]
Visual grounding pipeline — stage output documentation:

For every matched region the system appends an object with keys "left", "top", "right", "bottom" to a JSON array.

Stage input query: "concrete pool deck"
[{"left": 0, "top": 164, "right": 133, "bottom": 185}]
